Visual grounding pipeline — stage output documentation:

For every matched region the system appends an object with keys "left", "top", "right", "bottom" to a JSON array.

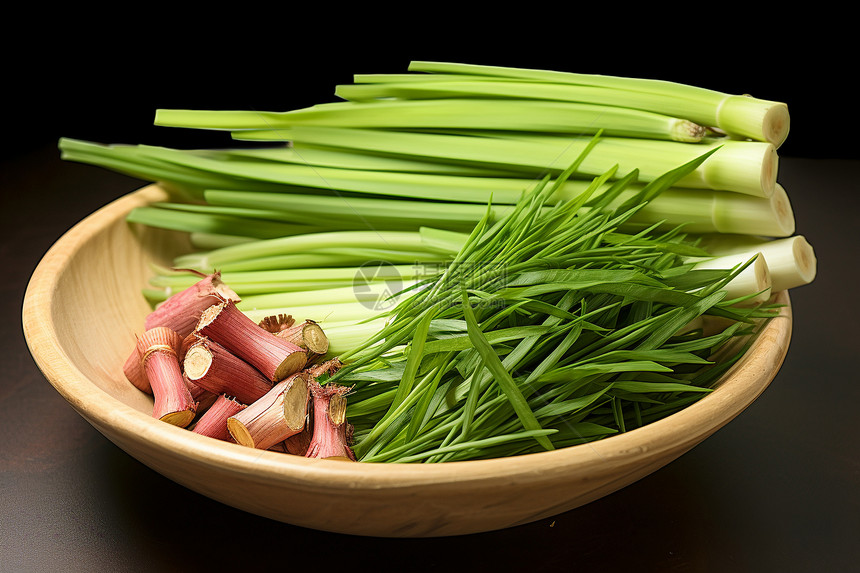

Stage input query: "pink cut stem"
[
  {"left": 196, "top": 300, "right": 308, "bottom": 382},
  {"left": 183, "top": 337, "right": 274, "bottom": 405},
  {"left": 146, "top": 272, "right": 240, "bottom": 337},
  {"left": 192, "top": 395, "right": 246, "bottom": 441},
  {"left": 144, "top": 350, "right": 197, "bottom": 427}
]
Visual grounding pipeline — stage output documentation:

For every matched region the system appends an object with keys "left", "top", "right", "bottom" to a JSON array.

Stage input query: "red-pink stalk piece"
[
  {"left": 146, "top": 270, "right": 241, "bottom": 337},
  {"left": 137, "top": 327, "right": 197, "bottom": 427},
  {"left": 192, "top": 394, "right": 246, "bottom": 441},
  {"left": 178, "top": 332, "right": 218, "bottom": 412},
  {"left": 196, "top": 300, "right": 308, "bottom": 382},
  {"left": 305, "top": 384, "right": 355, "bottom": 461},
  {"left": 226, "top": 372, "right": 310, "bottom": 451},
  {"left": 304, "top": 359, "right": 354, "bottom": 461},
  {"left": 183, "top": 336, "right": 274, "bottom": 405},
  {"left": 279, "top": 320, "right": 330, "bottom": 360},
  {"left": 123, "top": 344, "right": 151, "bottom": 394},
  {"left": 284, "top": 358, "right": 343, "bottom": 456},
  {"left": 122, "top": 272, "right": 239, "bottom": 394}
]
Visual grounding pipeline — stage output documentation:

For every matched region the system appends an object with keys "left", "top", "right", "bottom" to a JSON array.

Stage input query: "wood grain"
[{"left": 22, "top": 184, "right": 792, "bottom": 537}]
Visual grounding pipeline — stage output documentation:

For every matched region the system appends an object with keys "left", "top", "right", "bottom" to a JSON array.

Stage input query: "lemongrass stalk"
[
  {"left": 241, "top": 300, "right": 384, "bottom": 325},
  {"left": 65, "top": 135, "right": 773, "bottom": 208},
  {"left": 61, "top": 139, "right": 523, "bottom": 201},
  {"left": 406, "top": 61, "right": 790, "bottom": 146},
  {"left": 116, "top": 141, "right": 537, "bottom": 203},
  {"left": 171, "top": 230, "right": 459, "bottom": 270},
  {"left": 149, "top": 264, "right": 437, "bottom": 293},
  {"left": 696, "top": 235, "right": 817, "bottom": 291},
  {"left": 321, "top": 319, "right": 390, "bottom": 355},
  {"left": 236, "top": 280, "right": 419, "bottom": 311},
  {"left": 150, "top": 201, "right": 313, "bottom": 223},
  {"left": 597, "top": 183, "right": 795, "bottom": 237},
  {"left": 460, "top": 131, "right": 777, "bottom": 198},
  {"left": 155, "top": 99, "right": 706, "bottom": 143},
  {"left": 144, "top": 271, "right": 241, "bottom": 337},
  {"left": 203, "top": 189, "right": 505, "bottom": 228},
  {"left": 690, "top": 253, "right": 772, "bottom": 304},
  {"left": 287, "top": 127, "right": 776, "bottom": 197},
  {"left": 211, "top": 144, "right": 503, "bottom": 176},
  {"left": 214, "top": 250, "right": 447, "bottom": 273},
  {"left": 126, "top": 206, "right": 324, "bottom": 239},
  {"left": 211, "top": 248, "right": 451, "bottom": 273},
  {"left": 352, "top": 72, "right": 490, "bottom": 83},
  {"left": 204, "top": 181, "right": 792, "bottom": 240},
  {"left": 190, "top": 232, "right": 255, "bottom": 250}
]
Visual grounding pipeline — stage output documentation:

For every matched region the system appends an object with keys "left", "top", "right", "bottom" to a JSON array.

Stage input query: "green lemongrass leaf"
[
  {"left": 371, "top": 429, "right": 558, "bottom": 464},
  {"left": 610, "top": 381, "right": 714, "bottom": 393},
  {"left": 523, "top": 321, "right": 585, "bottom": 385},
  {"left": 538, "top": 361, "right": 675, "bottom": 383},
  {"left": 506, "top": 268, "right": 666, "bottom": 289},
  {"left": 421, "top": 324, "right": 557, "bottom": 354},
  {"left": 344, "top": 388, "right": 398, "bottom": 418},
  {"left": 578, "top": 348, "right": 713, "bottom": 366},
  {"left": 405, "top": 353, "right": 454, "bottom": 441},
  {"left": 533, "top": 387, "right": 613, "bottom": 420},
  {"left": 460, "top": 289, "right": 553, "bottom": 451},
  {"left": 385, "top": 310, "right": 436, "bottom": 416}
]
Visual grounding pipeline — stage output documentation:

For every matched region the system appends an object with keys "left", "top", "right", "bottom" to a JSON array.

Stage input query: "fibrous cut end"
[
  {"left": 259, "top": 314, "right": 296, "bottom": 334},
  {"left": 302, "top": 321, "right": 330, "bottom": 355},
  {"left": 160, "top": 409, "right": 196, "bottom": 427},
  {"left": 226, "top": 416, "right": 255, "bottom": 448},
  {"left": 183, "top": 343, "right": 214, "bottom": 381},
  {"left": 274, "top": 350, "right": 310, "bottom": 382},
  {"left": 282, "top": 373, "right": 310, "bottom": 431}
]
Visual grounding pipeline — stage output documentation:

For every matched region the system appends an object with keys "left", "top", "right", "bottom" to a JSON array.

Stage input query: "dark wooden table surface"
[{"left": 4, "top": 138, "right": 859, "bottom": 571}]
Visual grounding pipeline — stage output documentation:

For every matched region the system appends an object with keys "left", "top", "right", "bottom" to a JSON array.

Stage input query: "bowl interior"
[
  {"left": 23, "top": 184, "right": 793, "bottom": 537},
  {"left": 41, "top": 186, "right": 190, "bottom": 415}
]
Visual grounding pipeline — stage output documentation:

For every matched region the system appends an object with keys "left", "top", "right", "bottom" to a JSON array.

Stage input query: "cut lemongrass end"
[
  {"left": 321, "top": 318, "right": 389, "bottom": 356},
  {"left": 711, "top": 184, "right": 795, "bottom": 237},
  {"left": 699, "top": 234, "right": 817, "bottom": 292},
  {"left": 195, "top": 300, "right": 308, "bottom": 382},
  {"left": 699, "top": 139, "right": 778, "bottom": 198},
  {"left": 715, "top": 94, "right": 791, "bottom": 148},
  {"left": 690, "top": 253, "right": 772, "bottom": 305}
]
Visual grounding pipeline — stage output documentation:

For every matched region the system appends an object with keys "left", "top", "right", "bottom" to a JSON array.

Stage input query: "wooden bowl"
[{"left": 22, "top": 184, "right": 793, "bottom": 538}]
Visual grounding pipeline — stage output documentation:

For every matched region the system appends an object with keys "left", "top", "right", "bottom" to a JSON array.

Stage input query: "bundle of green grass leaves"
[{"left": 60, "top": 61, "right": 815, "bottom": 462}]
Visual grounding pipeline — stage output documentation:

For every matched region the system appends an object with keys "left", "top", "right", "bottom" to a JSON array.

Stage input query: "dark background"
[
  {"left": 4, "top": 17, "right": 857, "bottom": 162},
  {"left": 4, "top": 16, "right": 858, "bottom": 573}
]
